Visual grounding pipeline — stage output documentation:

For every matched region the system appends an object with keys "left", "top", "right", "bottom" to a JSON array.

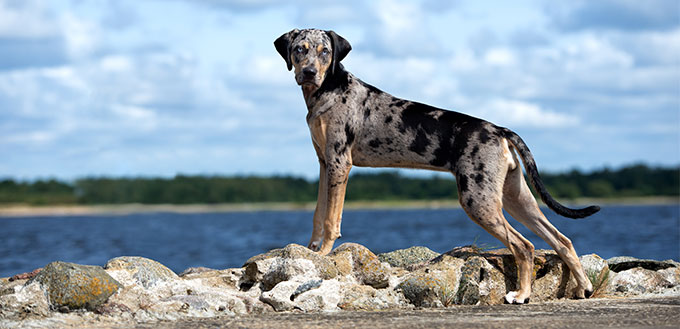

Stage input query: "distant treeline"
[{"left": 0, "top": 163, "right": 677, "bottom": 205}]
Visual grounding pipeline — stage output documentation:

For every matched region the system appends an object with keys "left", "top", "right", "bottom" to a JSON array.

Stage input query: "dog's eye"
[
  {"left": 294, "top": 46, "right": 304, "bottom": 54},
  {"left": 321, "top": 48, "right": 330, "bottom": 56}
]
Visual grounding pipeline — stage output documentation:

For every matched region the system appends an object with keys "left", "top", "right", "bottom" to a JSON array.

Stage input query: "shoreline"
[{"left": 0, "top": 196, "right": 677, "bottom": 217}]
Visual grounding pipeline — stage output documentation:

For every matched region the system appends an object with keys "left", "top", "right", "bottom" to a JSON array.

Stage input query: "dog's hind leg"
[
  {"left": 502, "top": 150, "right": 593, "bottom": 299},
  {"left": 459, "top": 182, "right": 535, "bottom": 304}
]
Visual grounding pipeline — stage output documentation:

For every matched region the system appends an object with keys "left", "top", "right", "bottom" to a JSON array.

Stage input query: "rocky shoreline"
[{"left": 1, "top": 243, "right": 679, "bottom": 328}]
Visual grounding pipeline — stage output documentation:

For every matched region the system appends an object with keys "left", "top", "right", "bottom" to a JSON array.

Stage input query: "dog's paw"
[
  {"left": 573, "top": 288, "right": 594, "bottom": 300},
  {"left": 504, "top": 291, "right": 530, "bottom": 305},
  {"left": 307, "top": 241, "right": 321, "bottom": 251}
]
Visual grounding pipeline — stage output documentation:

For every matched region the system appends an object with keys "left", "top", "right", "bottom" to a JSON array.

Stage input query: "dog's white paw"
[{"left": 504, "top": 291, "right": 529, "bottom": 305}]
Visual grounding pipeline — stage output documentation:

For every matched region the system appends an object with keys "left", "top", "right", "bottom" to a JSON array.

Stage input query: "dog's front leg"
[
  {"left": 316, "top": 161, "right": 351, "bottom": 255},
  {"left": 308, "top": 159, "right": 327, "bottom": 251}
]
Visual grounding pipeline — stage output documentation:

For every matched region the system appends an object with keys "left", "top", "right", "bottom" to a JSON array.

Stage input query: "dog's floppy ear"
[
  {"left": 326, "top": 30, "right": 351, "bottom": 75},
  {"left": 274, "top": 29, "right": 300, "bottom": 71}
]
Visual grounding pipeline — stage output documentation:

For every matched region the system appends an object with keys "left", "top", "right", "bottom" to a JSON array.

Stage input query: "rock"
[
  {"left": 105, "top": 256, "right": 178, "bottom": 288},
  {"left": 179, "top": 267, "right": 216, "bottom": 277},
  {"left": 581, "top": 254, "right": 609, "bottom": 275},
  {"left": 659, "top": 267, "right": 680, "bottom": 286},
  {"left": 454, "top": 256, "right": 507, "bottom": 305},
  {"left": 293, "top": 279, "right": 343, "bottom": 312},
  {"left": 259, "top": 280, "right": 299, "bottom": 311},
  {"left": 607, "top": 256, "right": 678, "bottom": 272},
  {"left": 0, "top": 281, "right": 50, "bottom": 318},
  {"left": 377, "top": 246, "right": 441, "bottom": 268},
  {"left": 2, "top": 243, "right": 679, "bottom": 327},
  {"left": 9, "top": 268, "right": 42, "bottom": 282},
  {"left": 29, "top": 261, "right": 122, "bottom": 311},
  {"left": 397, "top": 254, "right": 465, "bottom": 307},
  {"left": 330, "top": 243, "right": 390, "bottom": 289},
  {"left": 290, "top": 279, "right": 323, "bottom": 300},
  {"left": 607, "top": 267, "right": 673, "bottom": 296},
  {"left": 338, "top": 284, "right": 409, "bottom": 311},
  {"left": 243, "top": 244, "right": 338, "bottom": 290},
  {"left": 181, "top": 268, "right": 244, "bottom": 290}
]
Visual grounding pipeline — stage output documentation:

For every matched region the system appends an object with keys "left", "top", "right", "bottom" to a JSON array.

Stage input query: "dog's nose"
[{"left": 302, "top": 67, "right": 317, "bottom": 77}]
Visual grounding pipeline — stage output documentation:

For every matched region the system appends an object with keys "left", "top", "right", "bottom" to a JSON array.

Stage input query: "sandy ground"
[
  {"left": 0, "top": 197, "right": 677, "bottom": 217},
  {"left": 111, "top": 296, "right": 680, "bottom": 329}
]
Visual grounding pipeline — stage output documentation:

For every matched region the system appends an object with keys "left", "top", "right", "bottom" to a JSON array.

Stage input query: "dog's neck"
[
  {"left": 303, "top": 66, "right": 349, "bottom": 112},
  {"left": 302, "top": 85, "right": 317, "bottom": 104}
]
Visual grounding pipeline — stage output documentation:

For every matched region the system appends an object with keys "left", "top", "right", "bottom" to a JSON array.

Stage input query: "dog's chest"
[{"left": 307, "top": 115, "right": 328, "bottom": 158}]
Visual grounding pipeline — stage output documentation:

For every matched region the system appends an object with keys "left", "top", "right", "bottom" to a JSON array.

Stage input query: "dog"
[{"left": 274, "top": 28, "right": 600, "bottom": 304}]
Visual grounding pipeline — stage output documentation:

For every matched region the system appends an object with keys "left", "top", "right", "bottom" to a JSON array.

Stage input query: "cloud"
[
  {"left": 0, "top": 0, "right": 58, "bottom": 38},
  {"left": 476, "top": 99, "right": 580, "bottom": 128},
  {"left": 547, "top": 0, "right": 679, "bottom": 32},
  {"left": 0, "top": 0, "right": 678, "bottom": 179}
]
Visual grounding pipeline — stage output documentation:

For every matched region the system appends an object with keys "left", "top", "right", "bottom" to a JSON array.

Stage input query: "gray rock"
[
  {"left": 179, "top": 267, "right": 216, "bottom": 277},
  {"left": 291, "top": 279, "right": 323, "bottom": 301},
  {"left": 658, "top": 267, "right": 680, "bottom": 286},
  {"left": 0, "top": 281, "right": 50, "bottom": 319},
  {"left": 397, "top": 254, "right": 465, "bottom": 307},
  {"left": 378, "top": 246, "right": 441, "bottom": 268},
  {"left": 105, "top": 256, "right": 178, "bottom": 288},
  {"left": 607, "top": 267, "right": 673, "bottom": 296},
  {"left": 293, "top": 279, "right": 343, "bottom": 311},
  {"left": 243, "top": 244, "right": 338, "bottom": 289},
  {"left": 607, "top": 256, "right": 678, "bottom": 272},
  {"left": 454, "top": 256, "right": 506, "bottom": 305},
  {"left": 29, "top": 261, "right": 122, "bottom": 311},
  {"left": 331, "top": 243, "right": 390, "bottom": 289},
  {"left": 259, "top": 280, "right": 299, "bottom": 311}
]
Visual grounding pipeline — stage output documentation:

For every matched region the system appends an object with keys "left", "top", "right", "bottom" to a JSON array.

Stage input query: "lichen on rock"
[{"left": 29, "top": 261, "right": 122, "bottom": 311}]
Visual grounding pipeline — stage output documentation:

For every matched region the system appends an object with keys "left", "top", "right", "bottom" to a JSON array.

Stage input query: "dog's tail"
[{"left": 499, "top": 128, "right": 600, "bottom": 219}]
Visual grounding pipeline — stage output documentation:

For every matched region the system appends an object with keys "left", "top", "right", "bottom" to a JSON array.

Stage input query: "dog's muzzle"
[{"left": 297, "top": 66, "right": 319, "bottom": 86}]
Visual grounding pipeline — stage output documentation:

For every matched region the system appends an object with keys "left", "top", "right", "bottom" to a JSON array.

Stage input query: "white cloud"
[
  {"left": 59, "top": 13, "right": 100, "bottom": 59},
  {"left": 483, "top": 48, "right": 516, "bottom": 66},
  {"left": 477, "top": 99, "right": 580, "bottom": 128},
  {"left": 0, "top": 0, "right": 57, "bottom": 38}
]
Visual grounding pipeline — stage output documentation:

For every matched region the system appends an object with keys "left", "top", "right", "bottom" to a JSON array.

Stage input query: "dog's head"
[{"left": 275, "top": 29, "right": 351, "bottom": 91}]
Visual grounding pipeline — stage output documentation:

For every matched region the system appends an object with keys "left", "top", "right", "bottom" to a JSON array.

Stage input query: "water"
[{"left": 0, "top": 205, "right": 678, "bottom": 278}]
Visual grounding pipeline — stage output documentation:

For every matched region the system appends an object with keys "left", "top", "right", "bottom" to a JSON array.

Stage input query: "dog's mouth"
[{"left": 298, "top": 79, "right": 320, "bottom": 88}]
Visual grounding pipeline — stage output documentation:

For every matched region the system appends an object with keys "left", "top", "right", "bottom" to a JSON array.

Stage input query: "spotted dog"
[{"left": 274, "top": 28, "right": 600, "bottom": 304}]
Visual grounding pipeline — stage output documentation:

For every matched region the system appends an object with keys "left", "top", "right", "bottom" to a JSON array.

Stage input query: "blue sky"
[{"left": 0, "top": 0, "right": 678, "bottom": 180}]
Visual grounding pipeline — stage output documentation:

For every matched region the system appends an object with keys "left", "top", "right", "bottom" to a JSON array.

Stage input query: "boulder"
[
  {"left": 607, "top": 267, "right": 673, "bottom": 296},
  {"left": 105, "top": 256, "right": 178, "bottom": 288},
  {"left": 454, "top": 256, "right": 506, "bottom": 305},
  {"left": 243, "top": 244, "right": 338, "bottom": 290},
  {"left": 29, "top": 261, "right": 122, "bottom": 311},
  {"left": 293, "top": 279, "right": 343, "bottom": 312},
  {"left": 607, "top": 256, "right": 678, "bottom": 272},
  {"left": 658, "top": 267, "right": 680, "bottom": 286},
  {"left": 259, "top": 280, "right": 299, "bottom": 311},
  {"left": 377, "top": 246, "right": 441, "bottom": 268},
  {"left": 180, "top": 268, "right": 244, "bottom": 290},
  {"left": 330, "top": 243, "right": 390, "bottom": 288},
  {"left": 397, "top": 254, "right": 465, "bottom": 307},
  {"left": 338, "top": 284, "right": 409, "bottom": 311},
  {"left": 0, "top": 281, "right": 50, "bottom": 318}
]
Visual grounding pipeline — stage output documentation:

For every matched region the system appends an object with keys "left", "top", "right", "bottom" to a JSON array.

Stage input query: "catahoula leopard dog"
[{"left": 274, "top": 28, "right": 600, "bottom": 304}]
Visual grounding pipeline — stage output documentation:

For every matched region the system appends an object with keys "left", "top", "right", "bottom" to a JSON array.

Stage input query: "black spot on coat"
[{"left": 345, "top": 123, "right": 355, "bottom": 146}]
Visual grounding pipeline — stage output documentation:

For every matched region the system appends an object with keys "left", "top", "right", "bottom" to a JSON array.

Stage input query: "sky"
[{"left": 0, "top": 0, "right": 678, "bottom": 180}]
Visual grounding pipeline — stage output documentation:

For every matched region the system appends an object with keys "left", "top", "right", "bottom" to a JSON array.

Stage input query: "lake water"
[{"left": 1, "top": 205, "right": 678, "bottom": 278}]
